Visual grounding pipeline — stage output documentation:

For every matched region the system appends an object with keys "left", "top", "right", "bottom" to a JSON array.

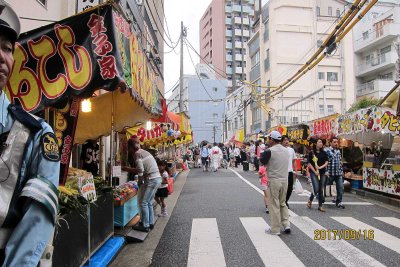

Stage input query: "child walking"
[
  {"left": 259, "top": 165, "right": 269, "bottom": 213},
  {"left": 155, "top": 160, "right": 169, "bottom": 217}
]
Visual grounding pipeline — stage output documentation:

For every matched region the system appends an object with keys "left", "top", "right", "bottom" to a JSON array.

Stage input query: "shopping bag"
[
  {"left": 295, "top": 179, "right": 304, "bottom": 194},
  {"left": 197, "top": 158, "right": 202, "bottom": 165},
  {"left": 167, "top": 178, "right": 174, "bottom": 195},
  {"left": 327, "top": 185, "right": 337, "bottom": 197}
]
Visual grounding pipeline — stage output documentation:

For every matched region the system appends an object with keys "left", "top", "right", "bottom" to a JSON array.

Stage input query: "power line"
[
  {"left": 185, "top": 40, "right": 215, "bottom": 101},
  {"left": 152, "top": 0, "right": 176, "bottom": 46},
  {"left": 164, "top": 78, "right": 180, "bottom": 95}
]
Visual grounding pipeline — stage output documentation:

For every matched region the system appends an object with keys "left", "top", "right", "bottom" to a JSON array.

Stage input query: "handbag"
[
  {"left": 295, "top": 178, "right": 304, "bottom": 194},
  {"left": 326, "top": 185, "right": 337, "bottom": 197},
  {"left": 167, "top": 178, "right": 174, "bottom": 195}
]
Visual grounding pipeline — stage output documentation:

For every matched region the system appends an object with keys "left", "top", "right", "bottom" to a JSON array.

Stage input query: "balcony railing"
[
  {"left": 356, "top": 52, "right": 396, "bottom": 77},
  {"left": 355, "top": 23, "right": 400, "bottom": 53},
  {"left": 356, "top": 79, "right": 394, "bottom": 97}
]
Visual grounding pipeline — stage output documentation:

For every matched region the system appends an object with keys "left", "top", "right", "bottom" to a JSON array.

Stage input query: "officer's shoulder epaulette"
[{"left": 8, "top": 104, "right": 42, "bottom": 134}]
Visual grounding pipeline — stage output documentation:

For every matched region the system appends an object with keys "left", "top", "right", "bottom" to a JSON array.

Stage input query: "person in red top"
[{"left": 259, "top": 165, "right": 269, "bottom": 213}]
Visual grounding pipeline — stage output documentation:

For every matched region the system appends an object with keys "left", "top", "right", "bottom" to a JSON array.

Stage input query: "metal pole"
[
  {"left": 213, "top": 125, "right": 216, "bottom": 143},
  {"left": 179, "top": 21, "right": 184, "bottom": 112},
  {"left": 243, "top": 99, "right": 247, "bottom": 137},
  {"left": 323, "top": 85, "right": 327, "bottom": 116}
]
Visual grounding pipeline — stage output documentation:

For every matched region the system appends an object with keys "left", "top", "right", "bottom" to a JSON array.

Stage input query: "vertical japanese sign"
[{"left": 51, "top": 97, "right": 81, "bottom": 185}]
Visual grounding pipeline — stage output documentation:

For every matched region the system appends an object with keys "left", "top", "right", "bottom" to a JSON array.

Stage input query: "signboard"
[
  {"left": 78, "top": 176, "right": 97, "bottom": 202},
  {"left": 6, "top": 5, "right": 161, "bottom": 115},
  {"left": 51, "top": 97, "right": 81, "bottom": 185},
  {"left": 363, "top": 167, "right": 400, "bottom": 196},
  {"left": 76, "top": 0, "right": 100, "bottom": 13},
  {"left": 287, "top": 124, "right": 310, "bottom": 144},
  {"left": 309, "top": 114, "right": 338, "bottom": 139},
  {"left": 338, "top": 106, "right": 399, "bottom": 136},
  {"left": 112, "top": 166, "right": 122, "bottom": 177}
]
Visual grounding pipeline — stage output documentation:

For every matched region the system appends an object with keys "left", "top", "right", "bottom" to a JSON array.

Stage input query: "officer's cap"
[{"left": 0, "top": 0, "right": 20, "bottom": 44}]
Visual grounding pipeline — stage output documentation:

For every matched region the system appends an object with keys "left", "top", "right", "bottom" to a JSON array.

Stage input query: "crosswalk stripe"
[
  {"left": 288, "top": 201, "right": 373, "bottom": 205},
  {"left": 332, "top": 217, "right": 400, "bottom": 254},
  {"left": 240, "top": 217, "right": 305, "bottom": 267},
  {"left": 188, "top": 218, "right": 226, "bottom": 267},
  {"left": 374, "top": 217, "right": 400, "bottom": 229},
  {"left": 290, "top": 216, "right": 385, "bottom": 267}
]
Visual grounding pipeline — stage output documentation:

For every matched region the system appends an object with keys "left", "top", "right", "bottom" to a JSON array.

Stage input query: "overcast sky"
[
  {"left": 163, "top": 0, "right": 212, "bottom": 98},
  {"left": 163, "top": 0, "right": 269, "bottom": 98}
]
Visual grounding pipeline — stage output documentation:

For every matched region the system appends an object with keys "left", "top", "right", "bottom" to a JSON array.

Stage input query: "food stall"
[
  {"left": 337, "top": 106, "right": 400, "bottom": 196},
  {"left": 6, "top": 4, "right": 164, "bottom": 266}
]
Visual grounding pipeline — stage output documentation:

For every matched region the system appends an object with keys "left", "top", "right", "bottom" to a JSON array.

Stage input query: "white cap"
[
  {"left": 268, "top": 130, "right": 282, "bottom": 141},
  {"left": 0, "top": 0, "right": 20, "bottom": 43}
]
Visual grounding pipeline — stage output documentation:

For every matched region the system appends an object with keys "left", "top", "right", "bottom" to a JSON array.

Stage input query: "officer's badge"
[{"left": 41, "top": 132, "right": 60, "bottom": 162}]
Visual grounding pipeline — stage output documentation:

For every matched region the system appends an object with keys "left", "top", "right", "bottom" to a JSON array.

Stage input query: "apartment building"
[
  {"left": 225, "top": 85, "right": 248, "bottom": 141},
  {"left": 353, "top": 1, "right": 400, "bottom": 100},
  {"left": 199, "top": 0, "right": 255, "bottom": 94},
  {"left": 246, "top": 0, "right": 355, "bottom": 132},
  {"left": 167, "top": 65, "right": 227, "bottom": 144}
]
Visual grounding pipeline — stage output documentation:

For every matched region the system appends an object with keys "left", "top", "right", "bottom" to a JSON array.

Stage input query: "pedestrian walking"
[
  {"left": 259, "top": 165, "right": 269, "bottom": 213},
  {"left": 201, "top": 143, "right": 210, "bottom": 172},
  {"left": 307, "top": 139, "right": 328, "bottom": 212},
  {"left": 193, "top": 144, "right": 201, "bottom": 168},
  {"left": 282, "top": 135, "right": 297, "bottom": 209},
  {"left": 250, "top": 140, "right": 256, "bottom": 170},
  {"left": 326, "top": 137, "right": 345, "bottom": 209},
  {"left": 129, "top": 136, "right": 162, "bottom": 232},
  {"left": 0, "top": 4, "right": 61, "bottom": 265},
  {"left": 155, "top": 159, "right": 169, "bottom": 217},
  {"left": 260, "top": 131, "right": 291, "bottom": 235},
  {"left": 234, "top": 145, "right": 241, "bottom": 167},
  {"left": 211, "top": 142, "right": 222, "bottom": 172}
]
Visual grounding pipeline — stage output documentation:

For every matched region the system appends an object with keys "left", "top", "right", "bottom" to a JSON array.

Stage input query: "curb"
[{"left": 351, "top": 188, "right": 400, "bottom": 208}]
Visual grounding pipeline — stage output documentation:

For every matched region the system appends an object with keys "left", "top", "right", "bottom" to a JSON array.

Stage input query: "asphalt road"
[{"left": 149, "top": 166, "right": 400, "bottom": 267}]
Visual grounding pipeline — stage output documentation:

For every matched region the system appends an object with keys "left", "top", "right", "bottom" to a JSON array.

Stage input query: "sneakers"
[
  {"left": 331, "top": 198, "right": 337, "bottom": 203},
  {"left": 336, "top": 203, "right": 345, "bottom": 209},
  {"left": 265, "top": 207, "right": 269, "bottom": 214},
  {"left": 284, "top": 226, "right": 291, "bottom": 234},
  {"left": 307, "top": 200, "right": 312, "bottom": 209},
  {"left": 158, "top": 208, "right": 168, "bottom": 217},
  {"left": 265, "top": 228, "right": 280, "bottom": 236}
]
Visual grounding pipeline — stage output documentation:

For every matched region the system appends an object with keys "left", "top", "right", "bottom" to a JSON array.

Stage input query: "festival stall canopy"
[
  {"left": 287, "top": 124, "right": 310, "bottom": 145},
  {"left": 5, "top": 4, "right": 162, "bottom": 116},
  {"left": 267, "top": 125, "right": 287, "bottom": 136},
  {"left": 337, "top": 106, "right": 397, "bottom": 149},
  {"left": 75, "top": 89, "right": 161, "bottom": 144}
]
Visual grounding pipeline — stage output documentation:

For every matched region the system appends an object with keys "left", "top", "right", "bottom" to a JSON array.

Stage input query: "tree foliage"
[{"left": 347, "top": 97, "right": 381, "bottom": 113}]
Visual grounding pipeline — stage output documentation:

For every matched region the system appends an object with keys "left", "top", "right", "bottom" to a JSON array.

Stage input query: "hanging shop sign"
[
  {"left": 268, "top": 125, "right": 287, "bottom": 136},
  {"left": 50, "top": 97, "right": 81, "bottom": 185},
  {"left": 287, "top": 124, "right": 310, "bottom": 144},
  {"left": 76, "top": 0, "right": 100, "bottom": 13},
  {"left": 5, "top": 5, "right": 161, "bottom": 115},
  {"left": 338, "top": 106, "right": 399, "bottom": 136},
  {"left": 309, "top": 114, "right": 338, "bottom": 139},
  {"left": 363, "top": 167, "right": 400, "bottom": 196}
]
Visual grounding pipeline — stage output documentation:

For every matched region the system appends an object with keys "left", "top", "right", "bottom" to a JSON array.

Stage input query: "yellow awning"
[{"left": 75, "top": 90, "right": 153, "bottom": 144}]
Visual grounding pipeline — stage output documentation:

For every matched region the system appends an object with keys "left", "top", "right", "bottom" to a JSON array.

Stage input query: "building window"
[
  {"left": 379, "top": 72, "right": 393, "bottom": 80},
  {"left": 292, "top": 117, "right": 299, "bottom": 124},
  {"left": 327, "top": 72, "right": 338, "bottom": 82},
  {"left": 328, "top": 105, "right": 334, "bottom": 114},
  {"left": 317, "top": 40, "right": 323, "bottom": 47},
  {"left": 316, "top": 6, "right": 320, "bottom": 16},
  {"left": 240, "top": 116, "right": 243, "bottom": 127},
  {"left": 362, "top": 31, "right": 369, "bottom": 40},
  {"left": 234, "top": 118, "right": 238, "bottom": 129},
  {"left": 213, "top": 87, "right": 218, "bottom": 92},
  {"left": 37, "top": 0, "right": 47, "bottom": 6},
  {"left": 318, "top": 72, "right": 325, "bottom": 80},
  {"left": 381, "top": 45, "right": 391, "bottom": 54},
  {"left": 251, "top": 51, "right": 260, "bottom": 68},
  {"left": 213, "top": 113, "right": 218, "bottom": 119},
  {"left": 328, "top": 7, "right": 332, "bottom": 16},
  {"left": 336, "top": 9, "right": 341, "bottom": 18},
  {"left": 319, "top": 105, "right": 325, "bottom": 114}
]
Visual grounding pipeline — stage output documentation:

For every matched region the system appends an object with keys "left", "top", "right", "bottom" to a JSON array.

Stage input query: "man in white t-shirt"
[{"left": 282, "top": 135, "right": 297, "bottom": 209}]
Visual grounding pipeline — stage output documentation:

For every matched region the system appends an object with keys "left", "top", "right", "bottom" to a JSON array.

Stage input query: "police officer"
[{"left": 0, "top": 1, "right": 60, "bottom": 266}]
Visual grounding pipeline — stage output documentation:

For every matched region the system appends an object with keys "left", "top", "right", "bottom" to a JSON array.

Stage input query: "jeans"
[
  {"left": 141, "top": 177, "right": 162, "bottom": 228},
  {"left": 309, "top": 172, "right": 326, "bottom": 206},
  {"left": 331, "top": 175, "right": 344, "bottom": 204}
]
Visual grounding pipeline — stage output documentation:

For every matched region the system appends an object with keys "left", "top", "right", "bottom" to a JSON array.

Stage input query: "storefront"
[{"left": 337, "top": 106, "right": 400, "bottom": 197}]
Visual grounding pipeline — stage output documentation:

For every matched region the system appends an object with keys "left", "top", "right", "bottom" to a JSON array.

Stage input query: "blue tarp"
[{"left": 83, "top": 236, "right": 125, "bottom": 267}]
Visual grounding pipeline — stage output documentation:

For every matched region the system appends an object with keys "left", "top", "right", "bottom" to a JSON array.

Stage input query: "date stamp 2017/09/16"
[{"left": 314, "top": 229, "right": 375, "bottom": 240}]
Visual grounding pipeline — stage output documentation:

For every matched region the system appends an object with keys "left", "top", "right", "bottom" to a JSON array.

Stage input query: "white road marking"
[
  {"left": 188, "top": 218, "right": 226, "bottom": 267},
  {"left": 288, "top": 201, "right": 373, "bottom": 206},
  {"left": 291, "top": 216, "right": 385, "bottom": 267},
  {"left": 240, "top": 217, "right": 305, "bottom": 267},
  {"left": 332, "top": 217, "right": 400, "bottom": 254},
  {"left": 374, "top": 217, "right": 400, "bottom": 229}
]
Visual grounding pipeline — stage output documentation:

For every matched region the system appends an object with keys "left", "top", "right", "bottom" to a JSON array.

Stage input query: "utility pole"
[
  {"left": 179, "top": 21, "right": 187, "bottom": 112},
  {"left": 243, "top": 99, "right": 247, "bottom": 138},
  {"left": 213, "top": 125, "right": 216, "bottom": 143}
]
